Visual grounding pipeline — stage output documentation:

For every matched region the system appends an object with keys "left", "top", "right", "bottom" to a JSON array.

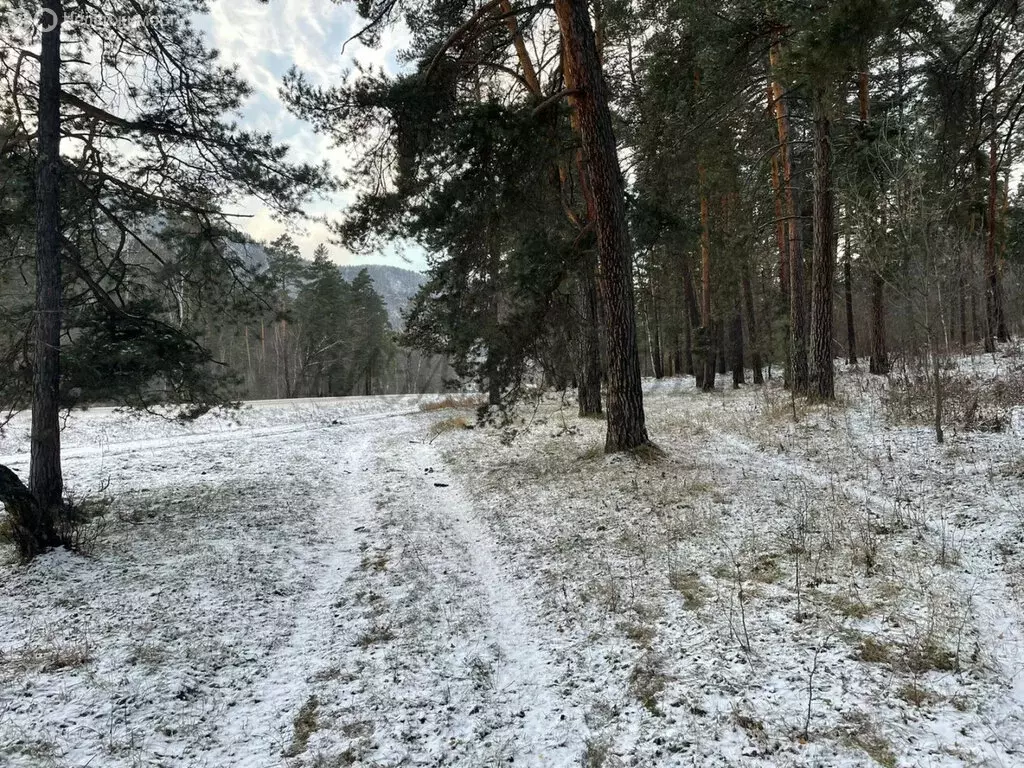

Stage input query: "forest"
[{"left": 2, "top": 0, "right": 1024, "bottom": 766}]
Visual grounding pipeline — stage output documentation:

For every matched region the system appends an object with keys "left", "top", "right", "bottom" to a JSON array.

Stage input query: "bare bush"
[{"left": 884, "top": 364, "right": 1024, "bottom": 432}]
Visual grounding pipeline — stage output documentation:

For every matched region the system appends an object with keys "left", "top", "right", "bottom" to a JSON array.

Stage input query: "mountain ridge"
[{"left": 338, "top": 264, "right": 424, "bottom": 328}]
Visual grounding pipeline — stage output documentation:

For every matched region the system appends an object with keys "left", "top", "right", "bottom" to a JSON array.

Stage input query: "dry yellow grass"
[
  {"left": 429, "top": 416, "right": 471, "bottom": 435},
  {"left": 419, "top": 395, "right": 484, "bottom": 412}
]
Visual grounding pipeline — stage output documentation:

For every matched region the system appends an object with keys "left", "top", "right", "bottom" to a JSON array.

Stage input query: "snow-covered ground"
[{"left": 2, "top": 361, "right": 1024, "bottom": 767}]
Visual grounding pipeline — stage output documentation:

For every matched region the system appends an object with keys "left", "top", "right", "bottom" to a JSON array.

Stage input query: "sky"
[{"left": 201, "top": 1, "right": 423, "bottom": 271}]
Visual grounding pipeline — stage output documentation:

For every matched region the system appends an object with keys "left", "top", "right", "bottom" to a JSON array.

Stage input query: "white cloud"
[{"left": 204, "top": 0, "right": 420, "bottom": 268}]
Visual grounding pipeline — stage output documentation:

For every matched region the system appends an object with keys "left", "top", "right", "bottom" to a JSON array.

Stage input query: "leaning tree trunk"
[
  {"left": 809, "top": 90, "right": 835, "bottom": 400},
  {"left": 555, "top": 0, "right": 648, "bottom": 452},
  {"left": 0, "top": 465, "right": 58, "bottom": 561},
  {"left": 31, "top": 0, "right": 65, "bottom": 522}
]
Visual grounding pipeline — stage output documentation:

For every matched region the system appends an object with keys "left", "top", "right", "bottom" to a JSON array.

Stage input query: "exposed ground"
[{"left": 3, "top": 357, "right": 1024, "bottom": 767}]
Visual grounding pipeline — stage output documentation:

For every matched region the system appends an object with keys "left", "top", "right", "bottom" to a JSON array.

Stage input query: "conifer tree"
[{"left": 0, "top": 0, "right": 332, "bottom": 558}]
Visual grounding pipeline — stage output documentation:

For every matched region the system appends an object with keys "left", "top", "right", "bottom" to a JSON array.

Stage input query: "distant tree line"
[{"left": 219, "top": 236, "right": 447, "bottom": 400}]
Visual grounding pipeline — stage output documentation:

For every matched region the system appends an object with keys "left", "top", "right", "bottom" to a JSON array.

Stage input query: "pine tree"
[{"left": 0, "top": 0, "right": 332, "bottom": 558}]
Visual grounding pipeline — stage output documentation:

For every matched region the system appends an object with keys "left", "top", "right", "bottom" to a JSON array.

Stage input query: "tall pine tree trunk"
[
  {"left": 768, "top": 141, "right": 791, "bottom": 385},
  {"left": 555, "top": 0, "right": 648, "bottom": 451},
  {"left": 730, "top": 311, "right": 744, "bottom": 388},
  {"left": 742, "top": 269, "right": 764, "bottom": 384},
  {"left": 844, "top": 229, "right": 857, "bottom": 365},
  {"left": 769, "top": 37, "right": 807, "bottom": 393},
  {"left": 716, "top": 323, "right": 727, "bottom": 375},
  {"left": 869, "top": 271, "right": 888, "bottom": 374},
  {"left": 985, "top": 130, "right": 1008, "bottom": 349},
  {"left": 645, "top": 278, "right": 664, "bottom": 379},
  {"left": 770, "top": 142, "right": 790, "bottom": 297},
  {"left": 698, "top": 167, "right": 716, "bottom": 391},
  {"left": 576, "top": 261, "right": 603, "bottom": 416},
  {"left": 859, "top": 71, "right": 888, "bottom": 375},
  {"left": 958, "top": 251, "right": 968, "bottom": 350},
  {"left": 30, "top": 0, "right": 65, "bottom": 529},
  {"left": 983, "top": 50, "right": 1009, "bottom": 349},
  {"left": 681, "top": 253, "right": 701, "bottom": 383},
  {"left": 809, "top": 91, "right": 835, "bottom": 400}
]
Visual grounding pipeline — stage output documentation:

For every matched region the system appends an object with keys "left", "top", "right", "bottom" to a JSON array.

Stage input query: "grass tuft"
[
  {"left": 429, "top": 416, "right": 471, "bottom": 435},
  {"left": 284, "top": 695, "right": 320, "bottom": 757}
]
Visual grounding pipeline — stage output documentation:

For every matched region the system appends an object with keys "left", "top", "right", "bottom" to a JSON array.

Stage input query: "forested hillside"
[{"left": 339, "top": 264, "right": 425, "bottom": 328}]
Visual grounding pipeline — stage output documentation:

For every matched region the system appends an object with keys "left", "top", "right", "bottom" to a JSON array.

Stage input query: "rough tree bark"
[
  {"left": 809, "top": 90, "right": 835, "bottom": 400},
  {"left": 844, "top": 229, "right": 857, "bottom": 365},
  {"left": 769, "top": 37, "right": 807, "bottom": 393},
  {"left": 741, "top": 269, "right": 764, "bottom": 384},
  {"left": 555, "top": 0, "right": 649, "bottom": 452},
  {"left": 698, "top": 166, "right": 716, "bottom": 391},
  {"left": 575, "top": 261, "right": 603, "bottom": 416},
  {"left": 31, "top": 0, "right": 65, "bottom": 523}
]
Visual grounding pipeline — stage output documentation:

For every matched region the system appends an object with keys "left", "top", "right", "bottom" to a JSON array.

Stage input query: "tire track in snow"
[
  {"left": 196, "top": 423, "right": 378, "bottom": 766},
  {"left": 345, "top": 424, "right": 584, "bottom": 765},
  {"left": 406, "top": 435, "right": 583, "bottom": 764},
  {"left": 0, "top": 407, "right": 421, "bottom": 467}
]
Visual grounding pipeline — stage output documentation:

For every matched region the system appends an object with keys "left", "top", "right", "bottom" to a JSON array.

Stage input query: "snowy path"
[
  {"left": 0, "top": 400, "right": 584, "bottom": 767},
  {"left": 197, "top": 427, "right": 379, "bottom": 765},
  {"left": 291, "top": 424, "right": 585, "bottom": 765}
]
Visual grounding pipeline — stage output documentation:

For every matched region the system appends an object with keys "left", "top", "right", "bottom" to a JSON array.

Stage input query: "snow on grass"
[
  {"left": 3, "top": 359, "right": 1024, "bottom": 766},
  {"left": 433, "top": 359, "right": 1024, "bottom": 767}
]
